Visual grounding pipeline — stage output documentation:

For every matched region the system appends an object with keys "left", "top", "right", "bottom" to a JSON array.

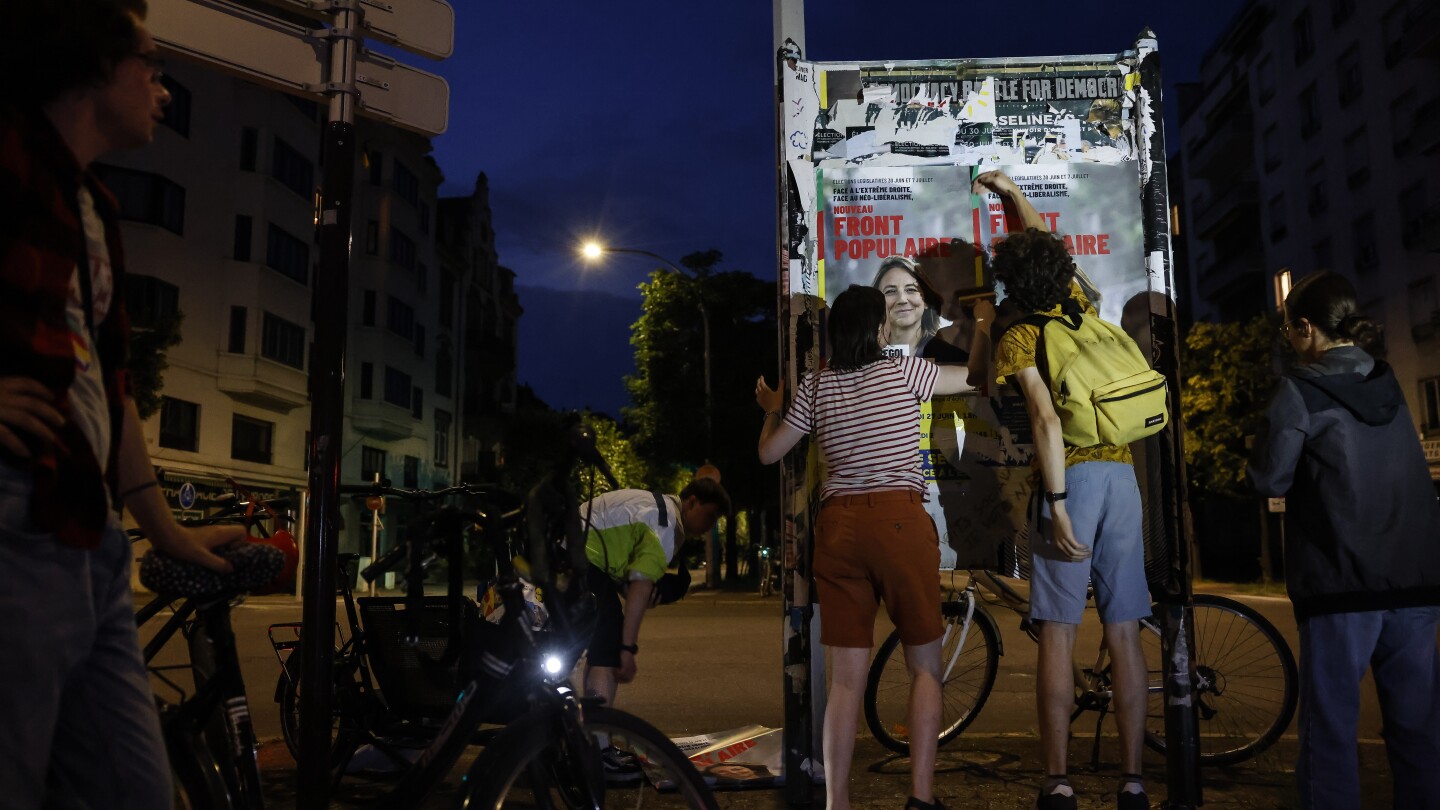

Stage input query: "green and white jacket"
[{"left": 581, "top": 489, "right": 682, "bottom": 584}]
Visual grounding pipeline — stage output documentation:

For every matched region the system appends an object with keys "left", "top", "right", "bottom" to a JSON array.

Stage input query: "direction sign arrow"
[{"left": 147, "top": 0, "right": 450, "bottom": 135}]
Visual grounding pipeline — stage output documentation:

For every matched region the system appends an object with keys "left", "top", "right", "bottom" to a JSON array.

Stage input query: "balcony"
[
  {"left": 1186, "top": 115, "right": 1255, "bottom": 181},
  {"left": 1401, "top": 205, "right": 1440, "bottom": 253},
  {"left": 1399, "top": 3, "right": 1440, "bottom": 61},
  {"left": 1405, "top": 100, "right": 1440, "bottom": 155},
  {"left": 216, "top": 354, "right": 308, "bottom": 413},
  {"left": 350, "top": 399, "right": 419, "bottom": 441},
  {"left": 1193, "top": 181, "right": 1259, "bottom": 240}
]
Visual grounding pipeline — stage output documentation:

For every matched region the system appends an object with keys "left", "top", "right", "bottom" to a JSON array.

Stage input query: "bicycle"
[
  {"left": 863, "top": 568, "right": 1298, "bottom": 769},
  {"left": 757, "top": 545, "right": 781, "bottom": 597}
]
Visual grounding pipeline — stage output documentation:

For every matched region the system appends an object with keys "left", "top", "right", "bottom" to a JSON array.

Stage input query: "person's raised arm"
[
  {"left": 973, "top": 170, "right": 1048, "bottom": 233},
  {"left": 755, "top": 376, "right": 804, "bottom": 464},
  {"left": 1014, "top": 367, "right": 1090, "bottom": 562},
  {"left": 933, "top": 364, "right": 977, "bottom": 396},
  {"left": 965, "top": 298, "right": 997, "bottom": 390},
  {"left": 117, "top": 398, "right": 239, "bottom": 571}
]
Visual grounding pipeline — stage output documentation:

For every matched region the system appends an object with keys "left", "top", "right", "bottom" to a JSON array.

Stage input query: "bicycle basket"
[{"left": 358, "top": 597, "right": 474, "bottom": 720}]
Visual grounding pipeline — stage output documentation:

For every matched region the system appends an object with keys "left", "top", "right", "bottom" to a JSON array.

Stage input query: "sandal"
[{"left": 1116, "top": 773, "right": 1149, "bottom": 810}]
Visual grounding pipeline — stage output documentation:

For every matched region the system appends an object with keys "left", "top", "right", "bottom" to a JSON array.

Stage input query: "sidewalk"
[{"left": 257, "top": 732, "right": 1394, "bottom": 808}]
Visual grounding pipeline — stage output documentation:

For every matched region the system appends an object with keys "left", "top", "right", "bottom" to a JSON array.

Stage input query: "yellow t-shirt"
[{"left": 993, "top": 280, "right": 1132, "bottom": 467}]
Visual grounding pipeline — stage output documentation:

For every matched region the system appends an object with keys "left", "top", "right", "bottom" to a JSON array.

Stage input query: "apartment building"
[
  {"left": 1176, "top": 0, "right": 1440, "bottom": 476},
  {"left": 100, "top": 58, "right": 520, "bottom": 553}
]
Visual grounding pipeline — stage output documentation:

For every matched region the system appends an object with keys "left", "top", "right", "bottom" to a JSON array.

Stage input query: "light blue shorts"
[{"left": 1030, "top": 461, "right": 1151, "bottom": 625}]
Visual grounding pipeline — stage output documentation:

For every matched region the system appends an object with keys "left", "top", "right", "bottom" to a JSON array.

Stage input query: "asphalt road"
[{"left": 136, "top": 583, "right": 1406, "bottom": 807}]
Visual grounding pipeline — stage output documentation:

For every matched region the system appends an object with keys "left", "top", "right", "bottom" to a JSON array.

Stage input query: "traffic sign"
[
  {"left": 148, "top": 0, "right": 451, "bottom": 135},
  {"left": 237, "top": 0, "right": 454, "bottom": 59}
]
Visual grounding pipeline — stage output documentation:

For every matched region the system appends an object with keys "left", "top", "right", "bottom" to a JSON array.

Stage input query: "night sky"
[{"left": 420, "top": 0, "right": 1250, "bottom": 418}]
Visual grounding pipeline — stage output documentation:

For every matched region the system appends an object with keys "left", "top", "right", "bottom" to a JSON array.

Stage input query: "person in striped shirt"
[{"left": 755, "top": 284, "right": 978, "bottom": 810}]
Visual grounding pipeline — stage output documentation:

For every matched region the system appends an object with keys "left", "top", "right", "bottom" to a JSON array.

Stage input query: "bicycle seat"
[{"left": 138, "top": 542, "right": 285, "bottom": 600}]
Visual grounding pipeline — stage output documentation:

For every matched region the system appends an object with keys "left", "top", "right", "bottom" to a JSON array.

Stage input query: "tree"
[
  {"left": 1179, "top": 316, "right": 1278, "bottom": 498},
  {"left": 128, "top": 310, "right": 183, "bottom": 419}
]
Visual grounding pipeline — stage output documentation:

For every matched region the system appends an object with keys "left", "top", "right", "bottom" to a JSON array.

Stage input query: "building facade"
[
  {"left": 100, "top": 59, "right": 521, "bottom": 557},
  {"left": 1176, "top": 0, "right": 1440, "bottom": 476}
]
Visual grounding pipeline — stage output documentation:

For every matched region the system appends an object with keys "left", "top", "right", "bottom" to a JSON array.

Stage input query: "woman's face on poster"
[{"left": 877, "top": 266, "right": 925, "bottom": 332}]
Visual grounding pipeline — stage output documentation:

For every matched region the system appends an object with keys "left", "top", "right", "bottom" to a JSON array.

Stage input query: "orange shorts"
[{"left": 813, "top": 490, "right": 943, "bottom": 648}]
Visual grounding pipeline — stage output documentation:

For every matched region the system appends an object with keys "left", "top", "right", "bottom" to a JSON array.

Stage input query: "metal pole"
[{"left": 297, "top": 3, "right": 357, "bottom": 805}]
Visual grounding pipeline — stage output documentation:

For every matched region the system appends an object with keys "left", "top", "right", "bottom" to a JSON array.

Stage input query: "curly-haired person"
[{"left": 983, "top": 170, "right": 1150, "bottom": 810}]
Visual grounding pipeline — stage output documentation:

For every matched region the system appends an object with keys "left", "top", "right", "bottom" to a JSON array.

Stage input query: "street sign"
[
  {"left": 237, "top": 0, "right": 455, "bottom": 59},
  {"left": 148, "top": 0, "right": 451, "bottom": 135}
]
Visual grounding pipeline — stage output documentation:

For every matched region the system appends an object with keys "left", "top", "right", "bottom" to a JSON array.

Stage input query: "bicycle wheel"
[
  {"left": 864, "top": 597, "right": 1001, "bottom": 756},
  {"left": 1142, "top": 594, "right": 1298, "bottom": 766},
  {"left": 461, "top": 704, "right": 719, "bottom": 809},
  {"left": 277, "top": 650, "right": 362, "bottom": 770},
  {"left": 161, "top": 701, "right": 233, "bottom": 810}
]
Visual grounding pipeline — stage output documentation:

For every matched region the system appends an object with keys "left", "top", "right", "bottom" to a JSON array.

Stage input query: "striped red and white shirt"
[{"left": 784, "top": 356, "right": 938, "bottom": 500}]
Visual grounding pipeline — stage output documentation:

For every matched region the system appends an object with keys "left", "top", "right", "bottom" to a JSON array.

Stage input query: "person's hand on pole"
[
  {"left": 755, "top": 376, "right": 784, "bottom": 414},
  {"left": 0, "top": 377, "right": 64, "bottom": 458}
]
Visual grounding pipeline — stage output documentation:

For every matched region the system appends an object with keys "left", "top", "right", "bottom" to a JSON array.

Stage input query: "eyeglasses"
[
  {"left": 131, "top": 51, "right": 165, "bottom": 83},
  {"left": 1279, "top": 320, "right": 1297, "bottom": 337}
]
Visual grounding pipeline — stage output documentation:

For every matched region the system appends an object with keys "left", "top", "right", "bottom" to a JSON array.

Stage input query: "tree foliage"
[
  {"left": 623, "top": 250, "right": 778, "bottom": 511},
  {"left": 1179, "top": 316, "right": 1279, "bottom": 498},
  {"left": 129, "top": 311, "right": 184, "bottom": 419}
]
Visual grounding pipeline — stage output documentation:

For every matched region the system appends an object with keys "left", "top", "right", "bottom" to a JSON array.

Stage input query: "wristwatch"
[
  {"left": 619, "top": 643, "right": 639, "bottom": 655},
  {"left": 1044, "top": 490, "right": 1068, "bottom": 504}
]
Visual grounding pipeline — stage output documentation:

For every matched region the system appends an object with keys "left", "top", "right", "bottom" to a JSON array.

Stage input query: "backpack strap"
[
  {"left": 994, "top": 312, "right": 1062, "bottom": 389},
  {"left": 650, "top": 490, "right": 669, "bottom": 527}
]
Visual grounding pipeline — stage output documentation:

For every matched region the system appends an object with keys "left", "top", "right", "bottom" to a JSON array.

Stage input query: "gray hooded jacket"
[{"left": 1247, "top": 346, "right": 1440, "bottom": 620}]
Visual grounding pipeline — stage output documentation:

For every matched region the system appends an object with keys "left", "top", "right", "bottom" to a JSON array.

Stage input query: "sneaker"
[
  {"left": 1036, "top": 785, "right": 1078, "bottom": 810},
  {"left": 1116, "top": 774, "right": 1149, "bottom": 810},
  {"left": 600, "top": 746, "right": 644, "bottom": 785}
]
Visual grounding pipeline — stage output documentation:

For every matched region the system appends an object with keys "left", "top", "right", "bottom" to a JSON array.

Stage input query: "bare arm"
[
  {"left": 1013, "top": 367, "right": 1090, "bottom": 561},
  {"left": 964, "top": 298, "right": 996, "bottom": 390},
  {"left": 934, "top": 364, "right": 977, "bottom": 396},
  {"left": 973, "top": 170, "right": 1048, "bottom": 233},
  {"left": 616, "top": 577, "right": 654, "bottom": 683},
  {"left": 755, "top": 376, "right": 804, "bottom": 464},
  {"left": 118, "top": 398, "right": 239, "bottom": 571}
]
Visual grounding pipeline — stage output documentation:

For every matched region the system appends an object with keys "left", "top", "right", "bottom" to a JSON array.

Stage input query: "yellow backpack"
[{"left": 1002, "top": 303, "right": 1169, "bottom": 447}]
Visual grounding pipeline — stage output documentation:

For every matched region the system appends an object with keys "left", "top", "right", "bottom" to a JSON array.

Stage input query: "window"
[
  {"left": 403, "top": 455, "right": 419, "bottom": 489},
  {"left": 93, "top": 164, "right": 185, "bottom": 235},
  {"left": 361, "top": 446, "right": 386, "bottom": 483},
  {"left": 365, "top": 220, "right": 379, "bottom": 255},
  {"left": 390, "top": 227, "right": 416, "bottom": 271},
  {"left": 1382, "top": 5, "right": 1407, "bottom": 62},
  {"left": 260, "top": 312, "right": 305, "bottom": 369},
  {"left": 266, "top": 222, "right": 309, "bottom": 285},
  {"left": 159, "top": 75, "right": 191, "bottom": 137},
  {"left": 1256, "top": 55, "right": 1275, "bottom": 102},
  {"left": 386, "top": 296, "right": 415, "bottom": 340},
  {"left": 228, "top": 306, "right": 247, "bottom": 353},
  {"left": 1299, "top": 84, "right": 1321, "bottom": 139},
  {"left": 1352, "top": 213, "right": 1377, "bottom": 274},
  {"left": 414, "top": 323, "right": 425, "bottom": 357},
  {"left": 434, "top": 409, "right": 451, "bottom": 468},
  {"left": 367, "top": 150, "right": 383, "bottom": 185},
  {"left": 411, "top": 387, "right": 423, "bottom": 419},
  {"left": 1268, "top": 194, "right": 1287, "bottom": 243},
  {"left": 1293, "top": 9, "right": 1314, "bottom": 65},
  {"left": 1344, "top": 128, "right": 1369, "bottom": 188},
  {"left": 435, "top": 345, "right": 452, "bottom": 397},
  {"left": 231, "top": 414, "right": 274, "bottom": 464},
  {"left": 1401, "top": 182, "right": 1429, "bottom": 248},
  {"left": 239, "top": 127, "right": 258, "bottom": 172},
  {"left": 1262, "top": 125, "right": 1281, "bottom": 172},
  {"left": 419, "top": 203, "right": 430, "bottom": 235},
  {"left": 1391, "top": 94, "right": 1415, "bottom": 155},
  {"left": 233, "top": 214, "right": 252, "bottom": 261},
  {"left": 271, "top": 136, "right": 314, "bottom": 199},
  {"left": 1312, "top": 238, "right": 1333, "bottom": 271},
  {"left": 417, "top": 262, "right": 428, "bottom": 294},
  {"left": 362, "top": 290, "right": 376, "bottom": 326},
  {"left": 393, "top": 161, "right": 419, "bottom": 207},
  {"left": 384, "top": 366, "right": 411, "bottom": 408},
  {"left": 1421, "top": 377, "right": 1440, "bottom": 432},
  {"left": 1337, "top": 47, "right": 1362, "bottom": 106},
  {"left": 124, "top": 275, "right": 179, "bottom": 326},
  {"left": 439, "top": 271, "right": 455, "bottom": 328},
  {"left": 285, "top": 94, "right": 319, "bottom": 122},
  {"left": 359, "top": 362, "right": 373, "bottom": 399},
  {"left": 159, "top": 397, "right": 198, "bottom": 451},
  {"left": 1306, "top": 162, "right": 1328, "bottom": 216},
  {"left": 1409, "top": 279, "right": 1438, "bottom": 341}
]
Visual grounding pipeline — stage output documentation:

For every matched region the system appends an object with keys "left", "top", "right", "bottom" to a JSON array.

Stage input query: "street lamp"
[{"left": 579, "top": 242, "right": 713, "bottom": 462}]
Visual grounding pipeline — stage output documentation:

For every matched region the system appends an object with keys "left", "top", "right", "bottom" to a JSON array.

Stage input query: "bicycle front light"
[{"left": 542, "top": 653, "right": 565, "bottom": 677}]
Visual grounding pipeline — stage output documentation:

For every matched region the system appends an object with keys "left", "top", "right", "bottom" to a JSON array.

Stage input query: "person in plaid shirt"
[{"left": 0, "top": 2, "right": 243, "bottom": 806}]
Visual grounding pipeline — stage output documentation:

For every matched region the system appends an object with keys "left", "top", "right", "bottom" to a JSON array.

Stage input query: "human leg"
[
  {"left": 1370, "top": 607, "right": 1440, "bottom": 808},
  {"left": 823, "top": 646, "right": 871, "bottom": 810},
  {"left": 46, "top": 523, "right": 172, "bottom": 810},
  {"left": 1036, "top": 620, "right": 1079, "bottom": 781},
  {"left": 1295, "top": 611, "right": 1380, "bottom": 810},
  {"left": 1103, "top": 620, "right": 1148, "bottom": 802},
  {"left": 902, "top": 639, "right": 942, "bottom": 804},
  {"left": 582, "top": 565, "right": 625, "bottom": 708}
]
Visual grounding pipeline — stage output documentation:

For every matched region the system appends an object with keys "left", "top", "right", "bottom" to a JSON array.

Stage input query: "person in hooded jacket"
[{"left": 1248, "top": 270, "right": 1440, "bottom": 810}]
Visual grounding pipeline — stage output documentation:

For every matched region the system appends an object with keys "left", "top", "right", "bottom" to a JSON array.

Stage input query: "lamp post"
[
  {"left": 580, "top": 243, "right": 713, "bottom": 461},
  {"left": 582, "top": 242, "right": 719, "bottom": 588}
]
